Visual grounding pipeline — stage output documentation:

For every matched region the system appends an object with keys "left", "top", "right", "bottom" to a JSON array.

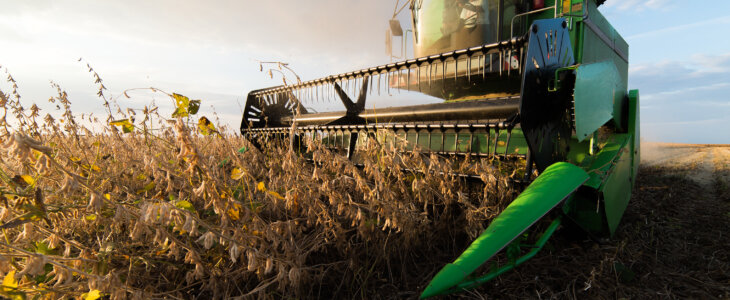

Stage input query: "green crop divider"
[
  {"left": 420, "top": 162, "right": 589, "bottom": 298},
  {"left": 433, "top": 217, "right": 562, "bottom": 296}
]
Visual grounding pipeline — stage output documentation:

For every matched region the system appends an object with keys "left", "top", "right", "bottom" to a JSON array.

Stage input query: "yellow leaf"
[
  {"left": 136, "top": 174, "right": 147, "bottom": 181},
  {"left": 267, "top": 191, "right": 286, "bottom": 200},
  {"left": 231, "top": 168, "right": 245, "bottom": 180},
  {"left": 197, "top": 116, "right": 217, "bottom": 136},
  {"left": 109, "top": 119, "right": 134, "bottom": 133},
  {"left": 82, "top": 164, "right": 101, "bottom": 172},
  {"left": 103, "top": 193, "right": 110, "bottom": 200},
  {"left": 20, "top": 175, "right": 35, "bottom": 186},
  {"left": 2, "top": 270, "right": 17, "bottom": 291},
  {"left": 256, "top": 182, "right": 266, "bottom": 192},
  {"left": 227, "top": 203, "right": 241, "bottom": 221},
  {"left": 81, "top": 289, "right": 102, "bottom": 300},
  {"left": 173, "top": 93, "right": 189, "bottom": 108},
  {"left": 85, "top": 214, "right": 97, "bottom": 221}
]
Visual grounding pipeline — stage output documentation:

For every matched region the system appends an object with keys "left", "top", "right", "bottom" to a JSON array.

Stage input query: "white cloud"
[
  {"left": 626, "top": 15, "right": 730, "bottom": 41},
  {"left": 628, "top": 52, "right": 730, "bottom": 143}
]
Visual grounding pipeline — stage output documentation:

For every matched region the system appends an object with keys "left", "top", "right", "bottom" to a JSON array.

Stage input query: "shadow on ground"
[{"left": 459, "top": 163, "right": 730, "bottom": 299}]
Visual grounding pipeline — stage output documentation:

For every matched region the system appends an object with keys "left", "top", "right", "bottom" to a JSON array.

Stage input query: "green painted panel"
[
  {"left": 457, "top": 133, "right": 471, "bottom": 152},
  {"left": 571, "top": 133, "right": 633, "bottom": 236},
  {"left": 574, "top": 61, "right": 621, "bottom": 141},
  {"left": 430, "top": 132, "right": 444, "bottom": 152},
  {"left": 474, "top": 132, "right": 489, "bottom": 153},
  {"left": 406, "top": 131, "right": 418, "bottom": 150},
  {"left": 417, "top": 130, "right": 430, "bottom": 150},
  {"left": 444, "top": 132, "right": 457, "bottom": 152},
  {"left": 421, "top": 162, "right": 589, "bottom": 298},
  {"left": 602, "top": 141, "right": 632, "bottom": 235},
  {"left": 580, "top": 0, "right": 629, "bottom": 130}
]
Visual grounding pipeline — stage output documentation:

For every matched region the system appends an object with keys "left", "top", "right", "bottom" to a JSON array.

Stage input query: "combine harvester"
[{"left": 241, "top": 0, "right": 639, "bottom": 297}]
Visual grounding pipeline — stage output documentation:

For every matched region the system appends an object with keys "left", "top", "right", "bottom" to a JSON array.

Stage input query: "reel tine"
[
  {"left": 428, "top": 63, "right": 432, "bottom": 90},
  {"left": 368, "top": 75, "right": 373, "bottom": 96},
  {"left": 499, "top": 50, "right": 504, "bottom": 77},
  {"left": 489, "top": 53, "right": 493, "bottom": 74},
  {"left": 377, "top": 72, "right": 381, "bottom": 96},
  {"left": 477, "top": 54, "right": 484, "bottom": 77},
  {"left": 508, "top": 49, "right": 512, "bottom": 77},
  {"left": 398, "top": 69, "right": 403, "bottom": 94},
  {"left": 407, "top": 67, "right": 411, "bottom": 91},
  {"left": 467, "top": 56, "right": 471, "bottom": 83},
  {"left": 517, "top": 47, "right": 523, "bottom": 75},
  {"left": 441, "top": 60, "right": 446, "bottom": 82},
  {"left": 454, "top": 57, "right": 458, "bottom": 81},
  {"left": 386, "top": 71, "right": 390, "bottom": 95}
]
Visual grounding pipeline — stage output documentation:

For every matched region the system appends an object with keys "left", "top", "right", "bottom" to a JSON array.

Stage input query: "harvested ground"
[{"left": 449, "top": 143, "right": 730, "bottom": 299}]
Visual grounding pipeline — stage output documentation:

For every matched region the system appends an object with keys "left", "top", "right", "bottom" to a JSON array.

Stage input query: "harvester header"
[{"left": 241, "top": 0, "right": 639, "bottom": 297}]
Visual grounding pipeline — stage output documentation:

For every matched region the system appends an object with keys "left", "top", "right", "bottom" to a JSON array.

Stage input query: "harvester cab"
[{"left": 241, "top": 0, "right": 639, "bottom": 297}]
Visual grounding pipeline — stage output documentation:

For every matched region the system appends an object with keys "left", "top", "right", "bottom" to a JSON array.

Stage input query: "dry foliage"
[{"left": 0, "top": 66, "right": 525, "bottom": 299}]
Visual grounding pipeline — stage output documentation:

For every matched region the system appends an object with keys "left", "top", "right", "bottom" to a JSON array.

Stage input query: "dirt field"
[{"left": 459, "top": 143, "right": 730, "bottom": 299}]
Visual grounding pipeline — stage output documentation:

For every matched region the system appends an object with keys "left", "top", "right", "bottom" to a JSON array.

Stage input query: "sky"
[{"left": 0, "top": 0, "right": 728, "bottom": 143}]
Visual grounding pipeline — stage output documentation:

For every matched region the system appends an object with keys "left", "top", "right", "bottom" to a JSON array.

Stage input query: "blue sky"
[{"left": 0, "top": 0, "right": 728, "bottom": 143}]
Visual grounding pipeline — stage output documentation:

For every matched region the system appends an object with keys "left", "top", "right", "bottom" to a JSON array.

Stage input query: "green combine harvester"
[{"left": 241, "top": 0, "right": 638, "bottom": 297}]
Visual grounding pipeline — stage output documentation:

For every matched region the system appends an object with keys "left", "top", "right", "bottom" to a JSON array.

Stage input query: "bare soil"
[{"left": 449, "top": 143, "right": 730, "bottom": 299}]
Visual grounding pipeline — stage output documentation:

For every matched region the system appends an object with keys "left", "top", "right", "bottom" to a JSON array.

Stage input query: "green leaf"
[
  {"left": 217, "top": 158, "right": 229, "bottom": 168},
  {"left": 0, "top": 209, "right": 43, "bottom": 230},
  {"left": 197, "top": 117, "right": 216, "bottom": 136},
  {"left": 109, "top": 119, "right": 134, "bottom": 133},
  {"left": 188, "top": 99, "right": 201, "bottom": 115},
  {"left": 136, "top": 181, "right": 155, "bottom": 194},
  {"left": 175, "top": 200, "right": 196, "bottom": 212},
  {"left": 237, "top": 146, "right": 247, "bottom": 153},
  {"left": 34, "top": 241, "right": 56, "bottom": 255}
]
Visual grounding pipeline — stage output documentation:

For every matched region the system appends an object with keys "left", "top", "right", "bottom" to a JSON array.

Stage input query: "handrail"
[{"left": 510, "top": 6, "right": 556, "bottom": 39}]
